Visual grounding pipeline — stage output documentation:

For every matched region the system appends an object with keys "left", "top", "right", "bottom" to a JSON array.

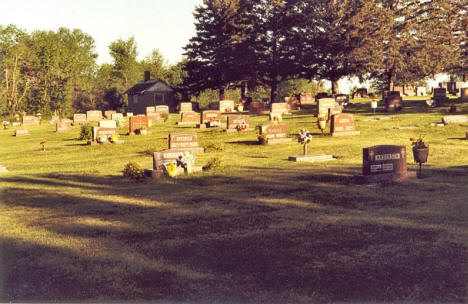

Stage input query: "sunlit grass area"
[{"left": 1, "top": 97, "right": 468, "bottom": 302}]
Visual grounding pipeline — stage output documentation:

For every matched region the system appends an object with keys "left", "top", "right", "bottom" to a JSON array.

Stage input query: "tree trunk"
[
  {"left": 219, "top": 87, "right": 225, "bottom": 100},
  {"left": 240, "top": 83, "right": 246, "bottom": 100},
  {"left": 331, "top": 79, "right": 339, "bottom": 95},
  {"left": 387, "top": 70, "right": 395, "bottom": 91},
  {"left": 270, "top": 82, "right": 278, "bottom": 103}
]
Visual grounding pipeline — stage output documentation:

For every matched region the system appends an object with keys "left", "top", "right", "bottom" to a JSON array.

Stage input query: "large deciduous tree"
[
  {"left": 301, "top": 0, "right": 390, "bottom": 94},
  {"left": 373, "top": 0, "right": 463, "bottom": 90}
]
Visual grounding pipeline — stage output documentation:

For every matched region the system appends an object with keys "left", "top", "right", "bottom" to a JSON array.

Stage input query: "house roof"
[{"left": 126, "top": 79, "right": 173, "bottom": 95}]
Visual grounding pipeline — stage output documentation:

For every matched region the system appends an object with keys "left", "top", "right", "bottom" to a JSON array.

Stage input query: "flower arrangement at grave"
[
  {"left": 40, "top": 139, "right": 46, "bottom": 151},
  {"left": 138, "top": 126, "right": 148, "bottom": 135},
  {"left": 297, "top": 128, "right": 312, "bottom": 155},
  {"left": 164, "top": 161, "right": 177, "bottom": 177},
  {"left": 110, "top": 134, "right": 119, "bottom": 143},
  {"left": 410, "top": 135, "right": 429, "bottom": 178},
  {"left": 236, "top": 122, "right": 248, "bottom": 131},
  {"left": 257, "top": 128, "right": 267, "bottom": 145},
  {"left": 236, "top": 100, "right": 244, "bottom": 111},
  {"left": 2, "top": 121, "right": 9, "bottom": 129},
  {"left": 317, "top": 114, "right": 327, "bottom": 133},
  {"left": 177, "top": 152, "right": 195, "bottom": 173}
]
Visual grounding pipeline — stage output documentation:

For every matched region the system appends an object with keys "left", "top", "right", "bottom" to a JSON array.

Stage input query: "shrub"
[
  {"left": 203, "top": 157, "right": 224, "bottom": 171},
  {"left": 160, "top": 112, "right": 169, "bottom": 122},
  {"left": 204, "top": 141, "right": 224, "bottom": 152},
  {"left": 79, "top": 125, "right": 92, "bottom": 141},
  {"left": 123, "top": 162, "right": 145, "bottom": 181}
]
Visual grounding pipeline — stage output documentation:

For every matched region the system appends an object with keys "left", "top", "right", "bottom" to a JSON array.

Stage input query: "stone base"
[
  {"left": 354, "top": 171, "right": 417, "bottom": 184},
  {"left": 177, "top": 121, "right": 198, "bottom": 126},
  {"left": 266, "top": 138, "right": 292, "bottom": 144},
  {"left": 288, "top": 154, "right": 335, "bottom": 162},
  {"left": 226, "top": 128, "right": 254, "bottom": 133},
  {"left": 145, "top": 166, "right": 203, "bottom": 179},
  {"left": 331, "top": 131, "right": 360, "bottom": 137},
  {"left": 259, "top": 110, "right": 270, "bottom": 115}
]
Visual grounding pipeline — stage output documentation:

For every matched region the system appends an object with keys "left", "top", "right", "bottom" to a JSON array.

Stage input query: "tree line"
[
  {"left": 0, "top": 0, "right": 466, "bottom": 117},
  {"left": 183, "top": 0, "right": 466, "bottom": 101},
  {"left": 0, "top": 25, "right": 185, "bottom": 117}
]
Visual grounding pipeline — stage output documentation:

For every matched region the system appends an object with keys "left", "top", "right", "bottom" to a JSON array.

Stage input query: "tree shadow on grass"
[{"left": 2, "top": 165, "right": 468, "bottom": 302}]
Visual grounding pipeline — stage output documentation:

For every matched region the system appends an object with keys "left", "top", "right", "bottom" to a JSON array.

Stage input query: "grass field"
[{"left": 1, "top": 97, "right": 468, "bottom": 303}]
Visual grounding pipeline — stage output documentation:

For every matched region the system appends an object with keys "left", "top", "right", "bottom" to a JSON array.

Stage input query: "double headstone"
[
  {"left": 330, "top": 113, "right": 360, "bottom": 136},
  {"left": 226, "top": 115, "right": 250, "bottom": 132},
  {"left": 168, "top": 133, "right": 205, "bottom": 154},
  {"left": 73, "top": 114, "right": 87, "bottom": 125},
  {"left": 56, "top": 119, "right": 73, "bottom": 133},
  {"left": 258, "top": 123, "right": 292, "bottom": 145},
  {"left": 92, "top": 126, "right": 118, "bottom": 143},
  {"left": 129, "top": 116, "right": 148, "bottom": 134},
  {"left": 86, "top": 110, "right": 102, "bottom": 122},
  {"left": 219, "top": 100, "right": 235, "bottom": 113},
  {"left": 177, "top": 112, "right": 199, "bottom": 125},
  {"left": 249, "top": 102, "right": 266, "bottom": 114},
  {"left": 200, "top": 110, "right": 222, "bottom": 128},
  {"left": 271, "top": 102, "right": 290, "bottom": 115},
  {"left": 22, "top": 116, "right": 40, "bottom": 126},
  {"left": 356, "top": 145, "right": 414, "bottom": 183},
  {"left": 383, "top": 91, "right": 403, "bottom": 112}
]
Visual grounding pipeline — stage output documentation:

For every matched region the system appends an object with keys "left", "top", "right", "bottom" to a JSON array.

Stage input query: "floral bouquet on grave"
[
  {"left": 298, "top": 128, "right": 312, "bottom": 155},
  {"left": 410, "top": 135, "right": 428, "bottom": 149},
  {"left": 177, "top": 152, "right": 195, "bottom": 173},
  {"left": 163, "top": 161, "right": 177, "bottom": 177},
  {"left": 236, "top": 122, "right": 248, "bottom": 131},
  {"left": 257, "top": 127, "right": 267, "bottom": 144}
]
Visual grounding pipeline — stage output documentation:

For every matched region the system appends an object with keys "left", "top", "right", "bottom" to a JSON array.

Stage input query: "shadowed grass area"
[{"left": 1, "top": 97, "right": 468, "bottom": 302}]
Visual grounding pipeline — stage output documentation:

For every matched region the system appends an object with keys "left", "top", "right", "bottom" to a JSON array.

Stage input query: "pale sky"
[{"left": 0, "top": 0, "right": 203, "bottom": 65}]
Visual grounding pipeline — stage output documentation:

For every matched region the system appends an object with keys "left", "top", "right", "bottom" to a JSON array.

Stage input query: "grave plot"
[
  {"left": 73, "top": 114, "right": 87, "bottom": 125},
  {"left": 147, "top": 149, "right": 203, "bottom": 178},
  {"left": 330, "top": 113, "right": 360, "bottom": 136},
  {"left": 258, "top": 123, "right": 292, "bottom": 145},
  {"left": 226, "top": 115, "right": 251, "bottom": 132},
  {"left": 168, "top": 132, "right": 205, "bottom": 154},
  {"left": 177, "top": 111, "right": 200, "bottom": 126},
  {"left": 355, "top": 145, "right": 416, "bottom": 183},
  {"left": 129, "top": 116, "right": 149, "bottom": 135},
  {"left": 86, "top": 110, "right": 102, "bottom": 122},
  {"left": 22, "top": 116, "right": 40, "bottom": 126},
  {"left": 199, "top": 110, "right": 222, "bottom": 128}
]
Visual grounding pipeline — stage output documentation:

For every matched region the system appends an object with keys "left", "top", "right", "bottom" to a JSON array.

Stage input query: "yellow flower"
[{"left": 165, "top": 161, "right": 176, "bottom": 177}]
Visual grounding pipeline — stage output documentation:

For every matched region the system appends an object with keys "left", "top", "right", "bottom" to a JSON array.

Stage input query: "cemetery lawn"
[{"left": 1, "top": 97, "right": 468, "bottom": 303}]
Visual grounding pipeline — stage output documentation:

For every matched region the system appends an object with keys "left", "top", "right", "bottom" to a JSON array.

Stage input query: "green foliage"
[
  {"left": 123, "top": 162, "right": 145, "bottom": 181},
  {"left": 160, "top": 112, "right": 169, "bottom": 122},
  {"left": 79, "top": 125, "right": 92, "bottom": 141},
  {"left": 203, "top": 157, "right": 224, "bottom": 171}
]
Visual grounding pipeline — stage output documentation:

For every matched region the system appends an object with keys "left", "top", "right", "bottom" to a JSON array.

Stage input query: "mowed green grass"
[{"left": 1, "top": 97, "right": 468, "bottom": 303}]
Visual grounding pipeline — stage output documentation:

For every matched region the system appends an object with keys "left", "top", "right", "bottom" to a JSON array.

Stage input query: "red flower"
[{"left": 409, "top": 138, "right": 414, "bottom": 141}]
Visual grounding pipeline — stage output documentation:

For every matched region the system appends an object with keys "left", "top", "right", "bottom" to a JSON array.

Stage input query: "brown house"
[{"left": 126, "top": 72, "right": 175, "bottom": 114}]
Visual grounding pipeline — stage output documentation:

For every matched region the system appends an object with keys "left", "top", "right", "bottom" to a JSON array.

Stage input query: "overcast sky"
[{"left": 0, "top": 0, "right": 203, "bottom": 64}]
